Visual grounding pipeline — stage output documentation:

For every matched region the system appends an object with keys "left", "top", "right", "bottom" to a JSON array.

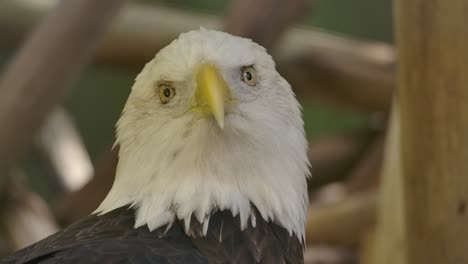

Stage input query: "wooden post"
[
  {"left": 395, "top": 0, "right": 468, "bottom": 263},
  {"left": 368, "top": 103, "right": 407, "bottom": 264}
]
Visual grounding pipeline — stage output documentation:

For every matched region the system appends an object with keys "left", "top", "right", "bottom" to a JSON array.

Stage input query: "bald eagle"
[{"left": 2, "top": 29, "right": 310, "bottom": 264}]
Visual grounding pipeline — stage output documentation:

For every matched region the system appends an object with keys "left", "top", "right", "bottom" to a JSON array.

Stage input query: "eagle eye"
[
  {"left": 241, "top": 66, "right": 257, "bottom": 86},
  {"left": 158, "top": 83, "right": 176, "bottom": 104}
]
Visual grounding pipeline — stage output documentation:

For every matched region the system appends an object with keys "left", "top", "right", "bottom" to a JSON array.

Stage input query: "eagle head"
[{"left": 96, "top": 29, "right": 310, "bottom": 241}]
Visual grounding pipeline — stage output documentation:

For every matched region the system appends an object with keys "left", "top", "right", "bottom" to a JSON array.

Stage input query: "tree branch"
[
  {"left": 0, "top": 0, "right": 126, "bottom": 189},
  {"left": 36, "top": 108, "right": 93, "bottom": 193},
  {"left": 306, "top": 189, "right": 377, "bottom": 246},
  {"left": 223, "top": 0, "right": 310, "bottom": 50},
  {"left": 53, "top": 148, "right": 118, "bottom": 225},
  {"left": 278, "top": 31, "right": 395, "bottom": 112},
  {"left": 0, "top": 170, "right": 59, "bottom": 251}
]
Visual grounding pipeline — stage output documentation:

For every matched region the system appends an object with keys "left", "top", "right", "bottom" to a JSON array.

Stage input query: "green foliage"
[
  {"left": 307, "top": 0, "right": 394, "bottom": 42},
  {"left": 65, "top": 65, "right": 136, "bottom": 160},
  {"left": 302, "top": 102, "right": 367, "bottom": 138}
]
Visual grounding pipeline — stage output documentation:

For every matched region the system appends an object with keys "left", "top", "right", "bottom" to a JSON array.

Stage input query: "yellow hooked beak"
[{"left": 193, "top": 63, "right": 230, "bottom": 129}]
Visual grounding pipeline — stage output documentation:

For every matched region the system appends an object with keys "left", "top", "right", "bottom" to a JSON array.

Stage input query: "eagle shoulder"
[
  {"left": 1, "top": 208, "right": 207, "bottom": 264},
  {"left": 1, "top": 206, "right": 303, "bottom": 264}
]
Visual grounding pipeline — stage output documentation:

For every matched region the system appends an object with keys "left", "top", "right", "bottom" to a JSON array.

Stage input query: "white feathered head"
[{"left": 97, "top": 29, "right": 310, "bottom": 240}]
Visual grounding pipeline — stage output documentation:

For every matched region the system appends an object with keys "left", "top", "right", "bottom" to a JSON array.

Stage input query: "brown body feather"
[{"left": 1, "top": 206, "right": 303, "bottom": 264}]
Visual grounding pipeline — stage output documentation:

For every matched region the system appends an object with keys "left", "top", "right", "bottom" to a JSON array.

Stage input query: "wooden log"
[
  {"left": 345, "top": 134, "right": 384, "bottom": 192},
  {"left": 36, "top": 108, "right": 93, "bottom": 193},
  {"left": 0, "top": 171, "right": 59, "bottom": 251},
  {"left": 304, "top": 246, "right": 356, "bottom": 264},
  {"left": 308, "top": 131, "right": 377, "bottom": 190},
  {"left": 306, "top": 188, "right": 377, "bottom": 246},
  {"left": 395, "top": 0, "right": 468, "bottom": 262},
  {"left": 0, "top": 0, "right": 218, "bottom": 66},
  {"left": 0, "top": 0, "right": 394, "bottom": 113},
  {"left": 0, "top": 0, "right": 125, "bottom": 189},
  {"left": 53, "top": 148, "right": 118, "bottom": 225},
  {"left": 223, "top": 0, "right": 310, "bottom": 50},
  {"left": 278, "top": 35, "right": 395, "bottom": 112},
  {"left": 306, "top": 130, "right": 384, "bottom": 249}
]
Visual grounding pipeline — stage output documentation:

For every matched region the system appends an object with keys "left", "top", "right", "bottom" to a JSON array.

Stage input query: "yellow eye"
[
  {"left": 241, "top": 66, "right": 257, "bottom": 86},
  {"left": 159, "top": 84, "right": 176, "bottom": 104}
]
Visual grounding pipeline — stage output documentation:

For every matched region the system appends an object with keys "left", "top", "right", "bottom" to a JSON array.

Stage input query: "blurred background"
[{"left": 2, "top": 0, "right": 464, "bottom": 263}]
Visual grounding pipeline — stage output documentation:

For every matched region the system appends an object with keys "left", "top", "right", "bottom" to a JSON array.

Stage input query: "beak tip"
[
  {"left": 195, "top": 63, "right": 228, "bottom": 130},
  {"left": 215, "top": 115, "right": 225, "bottom": 129}
]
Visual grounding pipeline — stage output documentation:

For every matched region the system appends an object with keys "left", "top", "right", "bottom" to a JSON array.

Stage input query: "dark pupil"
[
  {"left": 245, "top": 71, "right": 252, "bottom": 81},
  {"left": 163, "top": 88, "right": 171, "bottom": 97}
]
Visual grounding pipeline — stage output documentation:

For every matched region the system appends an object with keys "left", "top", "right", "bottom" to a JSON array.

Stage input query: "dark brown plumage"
[{"left": 1, "top": 205, "right": 303, "bottom": 264}]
